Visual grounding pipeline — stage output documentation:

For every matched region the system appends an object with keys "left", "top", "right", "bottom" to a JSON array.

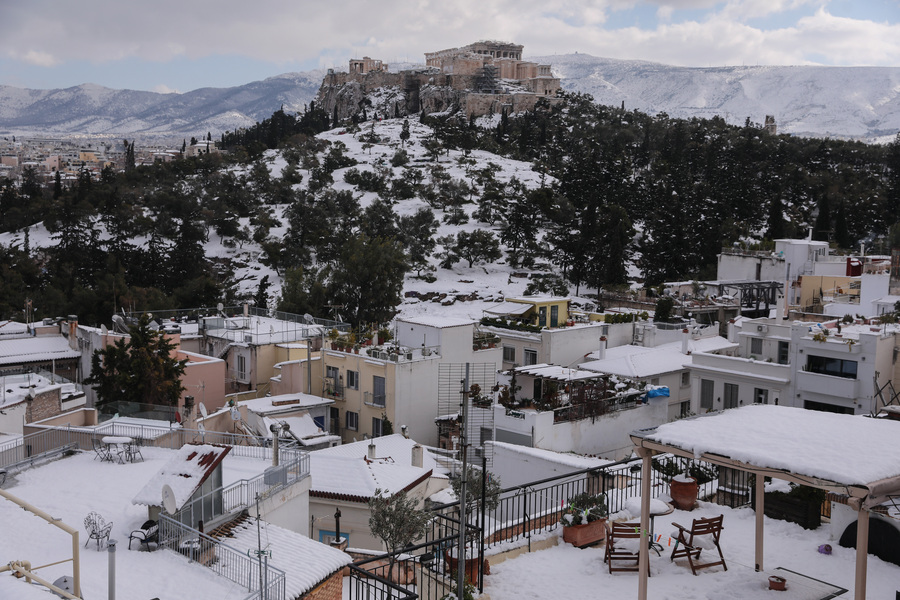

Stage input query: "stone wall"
[{"left": 317, "top": 70, "right": 562, "bottom": 122}]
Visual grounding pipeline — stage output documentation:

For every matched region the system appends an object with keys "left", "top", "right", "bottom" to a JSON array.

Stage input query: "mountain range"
[{"left": 1, "top": 54, "right": 898, "bottom": 142}]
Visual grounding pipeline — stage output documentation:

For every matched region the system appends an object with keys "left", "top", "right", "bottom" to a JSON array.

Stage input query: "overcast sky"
[{"left": 1, "top": 0, "right": 897, "bottom": 94}]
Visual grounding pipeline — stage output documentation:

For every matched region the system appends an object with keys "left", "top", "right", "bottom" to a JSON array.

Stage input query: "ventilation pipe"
[
  {"left": 681, "top": 329, "right": 690, "bottom": 355},
  {"left": 368, "top": 440, "right": 376, "bottom": 460},
  {"left": 598, "top": 336, "right": 607, "bottom": 360}
]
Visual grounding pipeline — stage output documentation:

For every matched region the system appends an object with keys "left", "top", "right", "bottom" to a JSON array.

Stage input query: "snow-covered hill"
[{"left": 1, "top": 55, "right": 898, "bottom": 141}]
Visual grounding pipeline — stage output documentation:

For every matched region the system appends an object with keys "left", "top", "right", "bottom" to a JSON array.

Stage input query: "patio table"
[{"left": 101, "top": 436, "right": 133, "bottom": 463}]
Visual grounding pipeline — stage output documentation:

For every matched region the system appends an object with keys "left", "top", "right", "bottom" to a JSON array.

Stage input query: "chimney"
[
  {"left": 598, "top": 336, "right": 607, "bottom": 360},
  {"left": 368, "top": 440, "right": 376, "bottom": 460},
  {"left": 681, "top": 328, "right": 690, "bottom": 355},
  {"left": 411, "top": 444, "right": 424, "bottom": 468},
  {"left": 67, "top": 315, "right": 78, "bottom": 350}
]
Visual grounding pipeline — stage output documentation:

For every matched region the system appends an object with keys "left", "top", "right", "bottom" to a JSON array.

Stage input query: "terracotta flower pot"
[
  {"left": 562, "top": 518, "right": 607, "bottom": 547},
  {"left": 670, "top": 476, "right": 699, "bottom": 511},
  {"left": 768, "top": 575, "right": 787, "bottom": 591}
]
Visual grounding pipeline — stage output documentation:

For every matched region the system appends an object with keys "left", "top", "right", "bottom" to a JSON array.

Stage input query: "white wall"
[
  {"left": 493, "top": 398, "right": 668, "bottom": 461},
  {"left": 489, "top": 442, "right": 606, "bottom": 488},
  {"left": 251, "top": 477, "right": 311, "bottom": 534},
  {"left": 0, "top": 401, "right": 26, "bottom": 435}
]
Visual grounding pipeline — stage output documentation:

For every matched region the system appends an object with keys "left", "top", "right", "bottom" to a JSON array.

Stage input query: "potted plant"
[{"left": 560, "top": 492, "right": 608, "bottom": 547}]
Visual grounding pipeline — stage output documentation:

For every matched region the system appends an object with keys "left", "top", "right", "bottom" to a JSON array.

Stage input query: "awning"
[{"left": 483, "top": 302, "right": 532, "bottom": 317}]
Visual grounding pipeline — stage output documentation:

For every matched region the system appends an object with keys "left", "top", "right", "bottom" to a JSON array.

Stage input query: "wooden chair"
[
  {"left": 670, "top": 514, "right": 727, "bottom": 575},
  {"left": 603, "top": 521, "right": 644, "bottom": 574}
]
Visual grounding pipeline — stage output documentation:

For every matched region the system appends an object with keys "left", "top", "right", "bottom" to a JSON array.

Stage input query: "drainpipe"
[{"left": 108, "top": 539, "right": 117, "bottom": 600}]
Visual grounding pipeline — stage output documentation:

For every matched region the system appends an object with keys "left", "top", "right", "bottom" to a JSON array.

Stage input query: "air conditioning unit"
[
  {"left": 757, "top": 325, "right": 768, "bottom": 333},
  {"left": 244, "top": 334, "right": 253, "bottom": 343}
]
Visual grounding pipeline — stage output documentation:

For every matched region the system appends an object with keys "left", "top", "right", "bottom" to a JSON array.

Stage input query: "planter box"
[
  {"left": 753, "top": 492, "right": 822, "bottom": 530},
  {"left": 444, "top": 552, "right": 489, "bottom": 584},
  {"left": 562, "top": 518, "right": 607, "bottom": 548}
]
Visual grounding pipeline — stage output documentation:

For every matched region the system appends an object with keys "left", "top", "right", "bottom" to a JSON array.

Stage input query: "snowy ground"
[
  {"left": 483, "top": 501, "right": 900, "bottom": 600},
  {"left": 0, "top": 448, "right": 271, "bottom": 600}
]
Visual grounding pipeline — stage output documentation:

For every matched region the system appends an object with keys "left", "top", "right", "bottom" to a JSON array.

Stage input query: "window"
[
  {"left": 550, "top": 305, "right": 559, "bottom": 327},
  {"left": 237, "top": 355, "right": 246, "bottom": 380},
  {"left": 724, "top": 383, "right": 739, "bottom": 409},
  {"left": 347, "top": 370, "right": 359, "bottom": 390},
  {"left": 346, "top": 411, "right": 358, "bottom": 431},
  {"left": 319, "top": 530, "right": 349, "bottom": 545},
  {"left": 372, "top": 416, "right": 383, "bottom": 438},
  {"left": 679, "top": 401, "right": 691, "bottom": 418},
  {"left": 754, "top": 388, "right": 769, "bottom": 404},
  {"left": 502, "top": 346, "right": 516, "bottom": 363},
  {"left": 523, "top": 349, "right": 538, "bottom": 366},
  {"left": 372, "top": 376, "right": 386, "bottom": 407},
  {"left": 806, "top": 355, "right": 858, "bottom": 379},
  {"left": 777, "top": 341, "right": 789, "bottom": 365},
  {"left": 326, "top": 365, "right": 339, "bottom": 381},
  {"left": 700, "top": 379, "right": 714, "bottom": 410},
  {"left": 750, "top": 338, "right": 763, "bottom": 355},
  {"left": 681, "top": 372, "right": 690, "bottom": 387}
]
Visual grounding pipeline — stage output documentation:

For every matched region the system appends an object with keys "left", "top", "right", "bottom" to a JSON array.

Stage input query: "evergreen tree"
[
  {"left": 453, "top": 230, "right": 502, "bottom": 268},
  {"left": 84, "top": 314, "right": 188, "bottom": 410}
]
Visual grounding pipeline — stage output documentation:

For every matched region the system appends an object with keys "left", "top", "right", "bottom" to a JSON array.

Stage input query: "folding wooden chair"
[
  {"left": 670, "top": 514, "right": 727, "bottom": 575},
  {"left": 603, "top": 521, "right": 644, "bottom": 574}
]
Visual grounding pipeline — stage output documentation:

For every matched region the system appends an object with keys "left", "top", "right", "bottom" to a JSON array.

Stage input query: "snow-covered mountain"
[
  {"left": 0, "top": 71, "right": 326, "bottom": 139},
  {"left": 534, "top": 54, "right": 900, "bottom": 142},
  {"left": 1, "top": 54, "right": 898, "bottom": 141}
]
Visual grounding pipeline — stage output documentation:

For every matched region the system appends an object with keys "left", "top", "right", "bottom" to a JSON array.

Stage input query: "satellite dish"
[
  {"left": 161, "top": 484, "right": 177, "bottom": 514},
  {"left": 198, "top": 402, "right": 208, "bottom": 418},
  {"left": 217, "top": 302, "right": 224, "bottom": 313},
  {"left": 52, "top": 575, "right": 74, "bottom": 595},
  {"left": 230, "top": 406, "right": 241, "bottom": 421},
  {"left": 100, "top": 324, "right": 108, "bottom": 335}
]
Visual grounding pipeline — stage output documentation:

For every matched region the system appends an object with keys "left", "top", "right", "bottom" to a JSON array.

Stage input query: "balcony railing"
[{"left": 365, "top": 392, "right": 386, "bottom": 407}]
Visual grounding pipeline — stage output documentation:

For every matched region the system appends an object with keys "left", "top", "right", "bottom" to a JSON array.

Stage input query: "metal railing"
[
  {"left": 158, "top": 514, "right": 286, "bottom": 600},
  {"left": 365, "top": 392, "right": 386, "bottom": 407},
  {"left": 173, "top": 449, "right": 308, "bottom": 528}
]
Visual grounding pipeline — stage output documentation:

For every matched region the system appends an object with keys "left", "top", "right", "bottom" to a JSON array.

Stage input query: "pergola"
[{"left": 628, "top": 404, "right": 900, "bottom": 600}]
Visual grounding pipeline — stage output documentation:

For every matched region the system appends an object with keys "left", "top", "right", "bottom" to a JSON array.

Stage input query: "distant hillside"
[
  {"left": 534, "top": 54, "right": 900, "bottom": 142},
  {"left": 1, "top": 55, "right": 898, "bottom": 141},
  {"left": 0, "top": 71, "right": 325, "bottom": 139}
]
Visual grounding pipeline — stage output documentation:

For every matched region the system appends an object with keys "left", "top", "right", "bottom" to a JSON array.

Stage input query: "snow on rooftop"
[
  {"left": 491, "top": 441, "right": 613, "bottom": 470},
  {"left": 398, "top": 315, "right": 476, "bottom": 328},
  {"left": 0, "top": 335, "right": 81, "bottom": 365},
  {"left": 238, "top": 393, "right": 332, "bottom": 415},
  {"left": 483, "top": 301, "right": 533, "bottom": 316},
  {"left": 581, "top": 336, "right": 736, "bottom": 378},
  {"left": 223, "top": 518, "right": 351, "bottom": 597},
  {"left": 513, "top": 363, "right": 608, "bottom": 382},
  {"left": 0, "top": 449, "right": 244, "bottom": 598},
  {"left": 310, "top": 434, "right": 435, "bottom": 499},
  {"left": 132, "top": 443, "right": 231, "bottom": 509},
  {"left": 643, "top": 404, "right": 900, "bottom": 487}
]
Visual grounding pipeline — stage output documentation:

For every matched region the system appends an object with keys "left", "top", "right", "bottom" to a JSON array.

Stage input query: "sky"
[{"left": 0, "top": 0, "right": 898, "bottom": 94}]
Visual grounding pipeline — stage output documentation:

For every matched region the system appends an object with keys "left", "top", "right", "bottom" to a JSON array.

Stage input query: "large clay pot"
[
  {"left": 562, "top": 518, "right": 607, "bottom": 548},
  {"left": 670, "top": 475, "right": 699, "bottom": 510}
]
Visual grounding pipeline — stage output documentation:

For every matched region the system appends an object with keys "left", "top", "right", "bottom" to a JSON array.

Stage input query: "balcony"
[
  {"left": 364, "top": 392, "right": 386, "bottom": 408},
  {"left": 796, "top": 370, "right": 858, "bottom": 398}
]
